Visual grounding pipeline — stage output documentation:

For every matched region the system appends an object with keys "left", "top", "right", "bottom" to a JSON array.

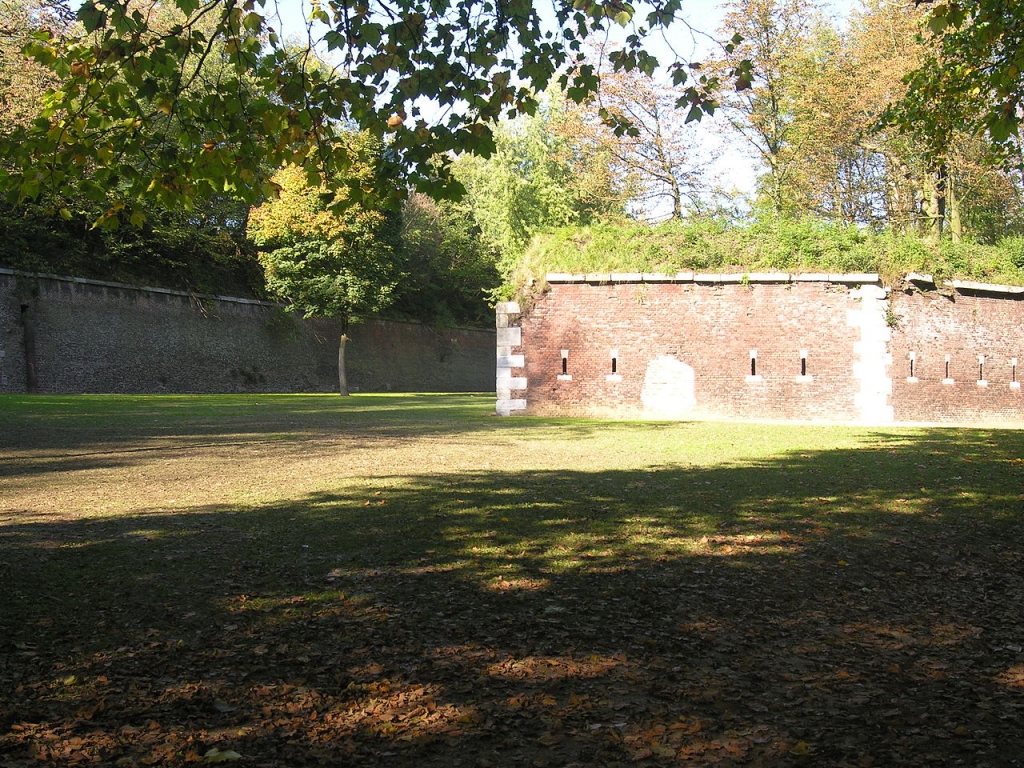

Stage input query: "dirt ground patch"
[{"left": 2, "top": 394, "right": 1024, "bottom": 767}]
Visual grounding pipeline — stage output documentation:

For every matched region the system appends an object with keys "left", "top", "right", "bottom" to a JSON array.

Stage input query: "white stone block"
[
  {"left": 860, "top": 326, "right": 892, "bottom": 343},
  {"left": 497, "top": 382, "right": 526, "bottom": 399},
  {"left": 495, "top": 302, "right": 521, "bottom": 314},
  {"left": 833, "top": 273, "right": 881, "bottom": 285},
  {"left": 497, "top": 327, "right": 521, "bottom": 346},
  {"left": 496, "top": 355, "right": 525, "bottom": 368},
  {"left": 853, "top": 340, "right": 885, "bottom": 355},
  {"left": 496, "top": 399, "right": 527, "bottom": 416}
]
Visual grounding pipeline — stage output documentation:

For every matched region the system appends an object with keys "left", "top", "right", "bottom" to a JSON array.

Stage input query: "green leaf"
[{"left": 77, "top": 3, "right": 107, "bottom": 33}]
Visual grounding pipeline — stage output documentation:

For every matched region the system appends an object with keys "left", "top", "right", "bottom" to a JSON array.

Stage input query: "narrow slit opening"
[{"left": 751, "top": 358, "right": 756, "bottom": 376}]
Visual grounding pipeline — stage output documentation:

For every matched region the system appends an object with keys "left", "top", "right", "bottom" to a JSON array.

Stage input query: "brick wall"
[
  {"left": 889, "top": 283, "right": 1024, "bottom": 424},
  {"left": 500, "top": 273, "right": 1024, "bottom": 426},
  {"left": 0, "top": 270, "right": 494, "bottom": 394}
]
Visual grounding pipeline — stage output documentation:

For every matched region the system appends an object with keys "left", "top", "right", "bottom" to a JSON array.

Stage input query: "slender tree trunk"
[
  {"left": 921, "top": 170, "right": 943, "bottom": 241},
  {"left": 338, "top": 333, "right": 350, "bottom": 396},
  {"left": 935, "top": 160, "right": 948, "bottom": 239},
  {"left": 948, "top": 168, "right": 962, "bottom": 242}
]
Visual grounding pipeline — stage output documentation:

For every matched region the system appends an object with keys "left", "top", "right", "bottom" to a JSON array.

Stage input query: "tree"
[
  {"left": 891, "top": 0, "right": 1024, "bottom": 159},
  {"left": 0, "top": 0, "right": 749, "bottom": 223},
  {"left": 247, "top": 138, "right": 401, "bottom": 395},
  {"left": 1, "top": 1, "right": 264, "bottom": 293},
  {"left": 708, "top": 0, "right": 827, "bottom": 217},
  {"left": 0, "top": 0, "right": 65, "bottom": 130},
  {"left": 700, "top": 0, "right": 1024, "bottom": 242},
  {"left": 807, "top": 0, "right": 1024, "bottom": 242},
  {"left": 452, "top": 94, "right": 626, "bottom": 271},
  {"left": 565, "top": 49, "right": 719, "bottom": 221},
  {"left": 394, "top": 193, "right": 499, "bottom": 325}
]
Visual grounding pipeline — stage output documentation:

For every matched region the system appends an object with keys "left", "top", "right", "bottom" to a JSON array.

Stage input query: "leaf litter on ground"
[{"left": 1, "top": 394, "right": 1023, "bottom": 766}]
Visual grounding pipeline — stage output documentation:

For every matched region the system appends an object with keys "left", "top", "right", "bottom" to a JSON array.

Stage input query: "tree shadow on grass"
[{"left": 2, "top": 429, "right": 1024, "bottom": 766}]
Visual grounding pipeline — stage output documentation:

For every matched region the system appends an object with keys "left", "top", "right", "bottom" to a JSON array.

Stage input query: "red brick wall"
[
  {"left": 889, "top": 289, "right": 1024, "bottom": 424},
  {"left": 515, "top": 281, "right": 866, "bottom": 421},
  {"left": 511, "top": 279, "right": 1024, "bottom": 425}
]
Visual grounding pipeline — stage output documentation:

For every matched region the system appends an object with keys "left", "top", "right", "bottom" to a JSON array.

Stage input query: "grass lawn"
[{"left": 2, "top": 393, "right": 1024, "bottom": 767}]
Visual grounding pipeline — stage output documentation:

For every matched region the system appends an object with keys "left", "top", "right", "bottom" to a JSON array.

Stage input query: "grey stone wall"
[{"left": 0, "top": 270, "right": 494, "bottom": 394}]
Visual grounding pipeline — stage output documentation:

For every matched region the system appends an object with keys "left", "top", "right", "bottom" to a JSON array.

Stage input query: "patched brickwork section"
[
  {"left": 516, "top": 279, "right": 871, "bottom": 422},
  {"left": 507, "top": 274, "right": 1024, "bottom": 425},
  {"left": 890, "top": 287, "right": 1024, "bottom": 424},
  {"left": 0, "top": 271, "right": 494, "bottom": 394}
]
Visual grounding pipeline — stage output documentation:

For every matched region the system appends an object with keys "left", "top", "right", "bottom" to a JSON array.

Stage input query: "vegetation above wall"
[
  {"left": 504, "top": 218, "right": 1024, "bottom": 300},
  {"left": 0, "top": 200, "right": 267, "bottom": 299}
]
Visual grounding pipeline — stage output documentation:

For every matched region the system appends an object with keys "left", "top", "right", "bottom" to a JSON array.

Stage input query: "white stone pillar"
[{"left": 495, "top": 302, "right": 526, "bottom": 416}]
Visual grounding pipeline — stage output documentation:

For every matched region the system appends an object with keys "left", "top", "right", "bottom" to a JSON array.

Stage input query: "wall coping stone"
[
  {"left": 948, "top": 279, "right": 1024, "bottom": 295},
  {"left": 545, "top": 271, "right": 884, "bottom": 286},
  {"left": 0, "top": 267, "right": 275, "bottom": 307},
  {"left": 542, "top": 270, "right": 1024, "bottom": 295}
]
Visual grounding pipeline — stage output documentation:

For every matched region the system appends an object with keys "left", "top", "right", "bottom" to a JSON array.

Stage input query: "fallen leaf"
[{"left": 204, "top": 748, "right": 242, "bottom": 762}]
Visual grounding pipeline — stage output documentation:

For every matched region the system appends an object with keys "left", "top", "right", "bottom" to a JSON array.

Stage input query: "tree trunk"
[
  {"left": 921, "top": 170, "right": 943, "bottom": 241},
  {"left": 948, "top": 168, "right": 962, "bottom": 242},
  {"left": 338, "top": 333, "right": 350, "bottom": 396}
]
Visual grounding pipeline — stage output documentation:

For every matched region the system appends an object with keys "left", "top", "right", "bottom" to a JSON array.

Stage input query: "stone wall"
[
  {"left": 0, "top": 270, "right": 494, "bottom": 394},
  {"left": 498, "top": 272, "right": 1024, "bottom": 426}
]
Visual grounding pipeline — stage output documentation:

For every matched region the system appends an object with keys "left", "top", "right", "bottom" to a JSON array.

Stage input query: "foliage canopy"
[
  {"left": 0, "top": 0, "right": 748, "bottom": 224},
  {"left": 247, "top": 157, "right": 400, "bottom": 327}
]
